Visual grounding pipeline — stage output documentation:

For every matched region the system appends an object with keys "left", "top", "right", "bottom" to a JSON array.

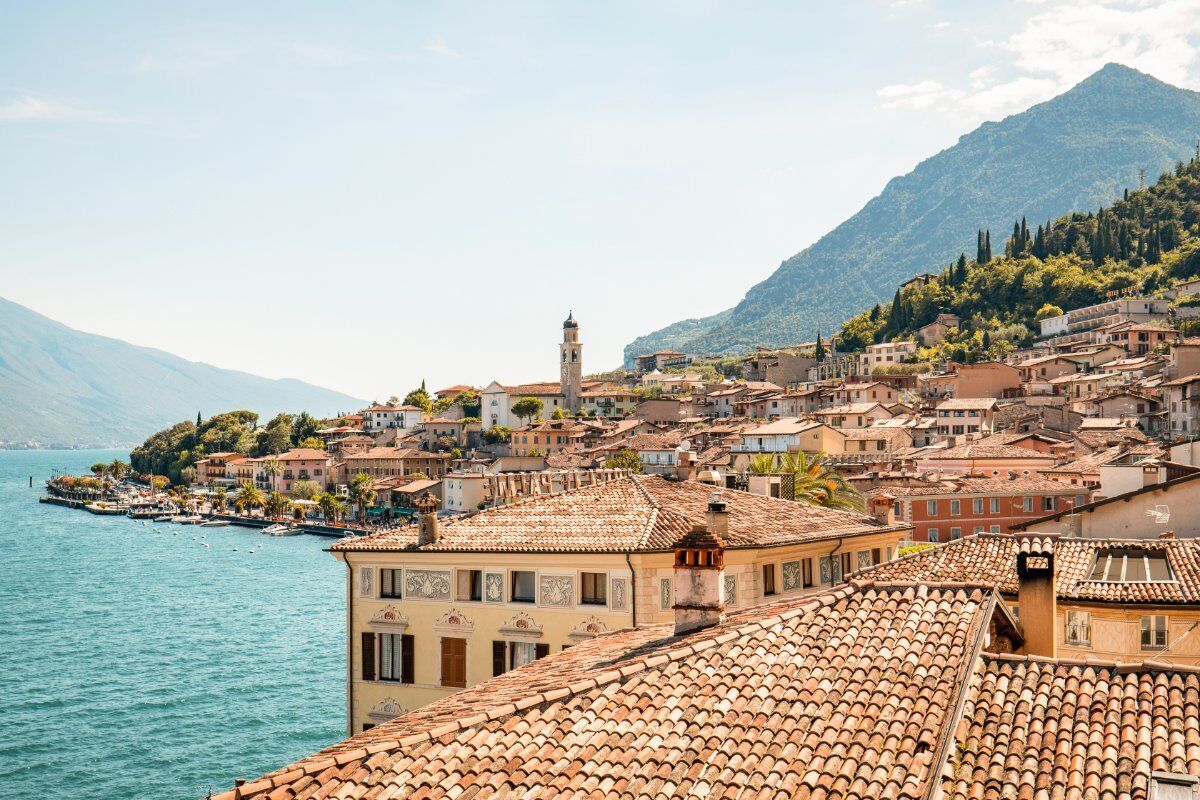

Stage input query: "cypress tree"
[
  {"left": 196, "top": 411, "right": 202, "bottom": 427},
  {"left": 984, "top": 230, "right": 992, "bottom": 262},
  {"left": 814, "top": 328, "right": 826, "bottom": 362}
]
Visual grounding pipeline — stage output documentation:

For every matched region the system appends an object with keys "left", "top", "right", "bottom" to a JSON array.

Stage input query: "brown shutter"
[
  {"left": 361, "top": 632, "right": 376, "bottom": 681},
  {"left": 493, "top": 640, "right": 506, "bottom": 676},
  {"left": 535, "top": 643, "right": 549, "bottom": 660},
  {"left": 440, "top": 638, "right": 451, "bottom": 685},
  {"left": 401, "top": 634, "right": 414, "bottom": 684}
]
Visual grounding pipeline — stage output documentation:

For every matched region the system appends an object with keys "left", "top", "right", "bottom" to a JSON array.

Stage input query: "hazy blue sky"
[{"left": 4, "top": 1, "right": 1200, "bottom": 400}]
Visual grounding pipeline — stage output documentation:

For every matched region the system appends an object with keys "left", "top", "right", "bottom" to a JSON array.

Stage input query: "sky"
[{"left": 4, "top": 0, "right": 1200, "bottom": 401}]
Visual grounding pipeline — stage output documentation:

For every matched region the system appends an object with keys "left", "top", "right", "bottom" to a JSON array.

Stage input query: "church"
[{"left": 480, "top": 312, "right": 585, "bottom": 429}]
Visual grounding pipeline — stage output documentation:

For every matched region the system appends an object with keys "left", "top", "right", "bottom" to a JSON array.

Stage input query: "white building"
[
  {"left": 860, "top": 341, "right": 917, "bottom": 374},
  {"left": 361, "top": 404, "right": 425, "bottom": 434}
]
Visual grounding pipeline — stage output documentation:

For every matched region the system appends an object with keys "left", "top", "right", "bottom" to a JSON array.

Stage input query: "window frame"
[
  {"left": 511, "top": 570, "right": 537, "bottom": 603},
  {"left": 579, "top": 571, "right": 608, "bottom": 606},
  {"left": 456, "top": 569, "right": 483, "bottom": 602},
  {"left": 762, "top": 563, "right": 777, "bottom": 596},
  {"left": 1065, "top": 610, "right": 1091, "bottom": 647},
  {"left": 380, "top": 568, "right": 403, "bottom": 599},
  {"left": 1141, "top": 614, "right": 1169, "bottom": 650}
]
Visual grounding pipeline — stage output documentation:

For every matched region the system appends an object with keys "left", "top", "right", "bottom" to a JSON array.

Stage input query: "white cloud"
[
  {"left": 0, "top": 95, "right": 118, "bottom": 123},
  {"left": 1004, "top": 0, "right": 1200, "bottom": 87},
  {"left": 424, "top": 35, "right": 459, "bottom": 59},
  {"left": 932, "top": 21, "right": 952, "bottom": 29},
  {"left": 876, "top": 80, "right": 964, "bottom": 110},
  {"left": 878, "top": 0, "right": 1200, "bottom": 121}
]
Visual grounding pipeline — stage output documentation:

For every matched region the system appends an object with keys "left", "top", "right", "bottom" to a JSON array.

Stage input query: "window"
[
  {"left": 1151, "top": 773, "right": 1199, "bottom": 800},
  {"left": 1065, "top": 611, "right": 1091, "bottom": 646},
  {"left": 1043, "top": 496, "right": 1056, "bottom": 512},
  {"left": 1089, "top": 550, "right": 1174, "bottom": 582},
  {"left": 990, "top": 498, "right": 1000, "bottom": 514},
  {"left": 511, "top": 570, "right": 536, "bottom": 603},
  {"left": 762, "top": 563, "right": 777, "bottom": 596},
  {"left": 926, "top": 500, "right": 937, "bottom": 515},
  {"left": 440, "top": 637, "right": 467, "bottom": 687},
  {"left": 802, "top": 558, "right": 814, "bottom": 588},
  {"left": 457, "top": 569, "right": 482, "bottom": 602},
  {"left": 950, "top": 500, "right": 961, "bottom": 516},
  {"left": 1142, "top": 615, "right": 1169, "bottom": 650},
  {"left": 492, "top": 640, "right": 550, "bottom": 675},
  {"left": 990, "top": 525, "right": 1001, "bottom": 533},
  {"left": 381, "top": 569, "right": 403, "bottom": 599},
  {"left": 378, "top": 632, "right": 414, "bottom": 683},
  {"left": 950, "top": 527, "right": 962, "bottom": 540},
  {"left": 973, "top": 499, "right": 984, "bottom": 514},
  {"left": 580, "top": 572, "right": 607, "bottom": 605},
  {"left": 973, "top": 526, "right": 984, "bottom": 535},
  {"left": 1022, "top": 497, "right": 1034, "bottom": 512},
  {"left": 928, "top": 528, "right": 939, "bottom": 543}
]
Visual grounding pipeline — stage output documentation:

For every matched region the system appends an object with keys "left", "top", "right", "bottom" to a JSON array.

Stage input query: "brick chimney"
[
  {"left": 705, "top": 493, "right": 729, "bottom": 538},
  {"left": 415, "top": 492, "right": 441, "bottom": 546},
  {"left": 675, "top": 449, "right": 696, "bottom": 482},
  {"left": 870, "top": 493, "right": 896, "bottom": 526},
  {"left": 672, "top": 521, "right": 726, "bottom": 635},
  {"left": 1016, "top": 535, "right": 1057, "bottom": 658}
]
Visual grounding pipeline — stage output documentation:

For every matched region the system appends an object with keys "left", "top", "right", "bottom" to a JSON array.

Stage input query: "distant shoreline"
[{"left": 1, "top": 444, "right": 134, "bottom": 452}]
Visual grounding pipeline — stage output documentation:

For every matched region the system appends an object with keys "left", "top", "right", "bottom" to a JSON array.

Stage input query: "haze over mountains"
[
  {"left": 0, "top": 297, "right": 365, "bottom": 448},
  {"left": 624, "top": 64, "right": 1200, "bottom": 365}
]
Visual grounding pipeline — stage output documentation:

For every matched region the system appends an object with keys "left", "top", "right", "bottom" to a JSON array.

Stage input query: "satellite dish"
[
  {"left": 679, "top": 440, "right": 691, "bottom": 452},
  {"left": 1146, "top": 504, "right": 1171, "bottom": 524}
]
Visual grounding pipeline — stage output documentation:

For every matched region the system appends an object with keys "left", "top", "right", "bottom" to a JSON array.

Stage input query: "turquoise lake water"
[{"left": 0, "top": 449, "right": 346, "bottom": 799}]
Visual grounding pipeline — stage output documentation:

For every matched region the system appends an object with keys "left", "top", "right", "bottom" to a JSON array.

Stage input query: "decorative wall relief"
[
  {"left": 358, "top": 567, "right": 374, "bottom": 598},
  {"left": 819, "top": 557, "right": 832, "bottom": 586},
  {"left": 484, "top": 572, "right": 504, "bottom": 603},
  {"left": 568, "top": 616, "right": 608, "bottom": 641},
  {"left": 405, "top": 569, "right": 451, "bottom": 600},
  {"left": 367, "top": 697, "right": 408, "bottom": 722},
  {"left": 369, "top": 605, "right": 409, "bottom": 630},
  {"left": 433, "top": 608, "right": 474, "bottom": 635},
  {"left": 857, "top": 550, "right": 873, "bottom": 571},
  {"left": 724, "top": 575, "right": 737, "bottom": 607},
  {"left": 539, "top": 575, "right": 574, "bottom": 607},
  {"left": 498, "top": 611, "right": 543, "bottom": 638},
  {"left": 660, "top": 578, "right": 672, "bottom": 609},
  {"left": 782, "top": 561, "right": 803, "bottom": 591},
  {"left": 610, "top": 577, "right": 628, "bottom": 611}
]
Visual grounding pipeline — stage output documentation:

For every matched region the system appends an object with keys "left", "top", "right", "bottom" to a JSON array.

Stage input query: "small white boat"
[
  {"left": 199, "top": 520, "right": 230, "bottom": 528},
  {"left": 153, "top": 515, "right": 173, "bottom": 522},
  {"left": 262, "top": 523, "right": 300, "bottom": 536},
  {"left": 171, "top": 515, "right": 204, "bottom": 524}
]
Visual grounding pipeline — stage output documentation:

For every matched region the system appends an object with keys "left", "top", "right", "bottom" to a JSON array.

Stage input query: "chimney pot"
[
  {"left": 416, "top": 492, "right": 441, "bottom": 546},
  {"left": 1016, "top": 536, "right": 1057, "bottom": 658},
  {"left": 1161, "top": 530, "right": 1175, "bottom": 540},
  {"left": 672, "top": 523, "right": 726, "bottom": 635}
]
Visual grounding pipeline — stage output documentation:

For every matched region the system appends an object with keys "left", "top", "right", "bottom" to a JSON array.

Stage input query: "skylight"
[{"left": 1088, "top": 550, "right": 1173, "bottom": 583}]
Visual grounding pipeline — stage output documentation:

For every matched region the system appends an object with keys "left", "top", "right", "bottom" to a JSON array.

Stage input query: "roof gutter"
[{"left": 625, "top": 550, "right": 638, "bottom": 628}]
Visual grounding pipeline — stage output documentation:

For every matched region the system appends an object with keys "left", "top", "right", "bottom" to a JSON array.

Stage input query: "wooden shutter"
[
  {"left": 361, "top": 632, "right": 376, "bottom": 681},
  {"left": 535, "top": 643, "right": 549, "bottom": 660},
  {"left": 401, "top": 634, "right": 414, "bottom": 684},
  {"left": 493, "top": 640, "right": 506, "bottom": 676}
]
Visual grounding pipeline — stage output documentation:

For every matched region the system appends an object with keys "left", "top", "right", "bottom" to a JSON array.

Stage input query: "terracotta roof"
[
  {"left": 943, "top": 655, "right": 1200, "bottom": 800},
  {"left": 622, "top": 432, "right": 683, "bottom": 451},
  {"left": 935, "top": 398, "right": 998, "bottom": 410},
  {"left": 503, "top": 381, "right": 565, "bottom": 396},
  {"left": 923, "top": 440, "right": 1058, "bottom": 461},
  {"left": 330, "top": 474, "right": 906, "bottom": 553},
  {"left": 741, "top": 417, "right": 821, "bottom": 435},
  {"left": 816, "top": 402, "right": 887, "bottom": 414},
  {"left": 860, "top": 534, "right": 1200, "bottom": 604},
  {"left": 865, "top": 476, "right": 1080, "bottom": 497},
  {"left": 215, "top": 582, "right": 999, "bottom": 800},
  {"left": 277, "top": 448, "right": 330, "bottom": 461}
]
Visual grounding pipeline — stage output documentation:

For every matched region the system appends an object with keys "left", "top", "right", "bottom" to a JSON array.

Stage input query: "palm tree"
[
  {"left": 235, "top": 482, "right": 265, "bottom": 515},
  {"left": 261, "top": 457, "right": 283, "bottom": 491},
  {"left": 263, "top": 491, "right": 292, "bottom": 519},
  {"left": 213, "top": 487, "right": 228, "bottom": 513},
  {"left": 746, "top": 453, "right": 779, "bottom": 475},
  {"left": 348, "top": 473, "right": 377, "bottom": 522},
  {"left": 777, "top": 451, "right": 864, "bottom": 512},
  {"left": 316, "top": 492, "right": 346, "bottom": 523},
  {"left": 109, "top": 459, "right": 128, "bottom": 479}
]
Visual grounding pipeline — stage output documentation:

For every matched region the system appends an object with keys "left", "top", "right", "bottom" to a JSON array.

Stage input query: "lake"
[{"left": 0, "top": 449, "right": 345, "bottom": 799}]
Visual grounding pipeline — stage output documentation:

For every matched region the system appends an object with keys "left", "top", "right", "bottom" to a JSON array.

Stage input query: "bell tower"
[{"left": 560, "top": 311, "right": 582, "bottom": 413}]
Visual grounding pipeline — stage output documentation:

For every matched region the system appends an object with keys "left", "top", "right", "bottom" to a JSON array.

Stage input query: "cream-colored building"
[{"left": 328, "top": 474, "right": 911, "bottom": 734}]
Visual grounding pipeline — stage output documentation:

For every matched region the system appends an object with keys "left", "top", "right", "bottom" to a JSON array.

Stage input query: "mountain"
[
  {"left": 624, "top": 64, "right": 1200, "bottom": 364},
  {"left": 0, "top": 296, "right": 365, "bottom": 448}
]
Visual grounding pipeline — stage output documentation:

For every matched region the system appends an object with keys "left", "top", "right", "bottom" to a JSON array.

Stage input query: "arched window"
[{"left": 572, "top": 349, "right": 578, "bottom": 362}]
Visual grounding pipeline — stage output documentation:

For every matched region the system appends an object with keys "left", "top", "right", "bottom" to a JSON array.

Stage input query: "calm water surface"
[{"left": 0, "top": 449, "right": 345, "bottom": 799}]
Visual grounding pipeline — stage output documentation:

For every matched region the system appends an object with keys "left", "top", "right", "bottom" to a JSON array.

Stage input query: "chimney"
[
  {"left": 705, "top": 493, "right": 729, "bottom": 538},
  {"left": 870, "top": 493, "right": 896, "bottom": 526},
  {"left": 672, "top": 523, "right": 726, "bottom": 635},
  {"left": 675, "top": 449, "right": 696, "bottom": 482},
  {"left": 415, "top": 492, "right": 441, "bottom": 546},
  {"left": 1016, "top": 535, "right": 1057, "bottom": 658},
  {"left": 1161, "top": 530, "right": 1176, "bottom": 540}
]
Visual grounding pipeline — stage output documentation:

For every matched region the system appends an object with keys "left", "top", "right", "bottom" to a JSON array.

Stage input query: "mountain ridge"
[
  {"left": 0, "top": 296, "right": 366, "bottom": 448},
  {"left": 624, "top": 64, "right": 1200, "bottom": 364}
]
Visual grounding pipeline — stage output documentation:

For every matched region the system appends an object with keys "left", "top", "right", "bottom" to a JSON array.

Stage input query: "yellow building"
[
  {"left": 864, "top": 533, "right": 1200, "bottom": 665},
  {"left": 328, "top": 474, "right": 911, "bottom": 733}
]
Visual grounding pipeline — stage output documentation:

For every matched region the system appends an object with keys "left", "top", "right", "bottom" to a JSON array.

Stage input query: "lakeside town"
[{"left": 41, "top": 287, "right": 1200, "bottom": 797}]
